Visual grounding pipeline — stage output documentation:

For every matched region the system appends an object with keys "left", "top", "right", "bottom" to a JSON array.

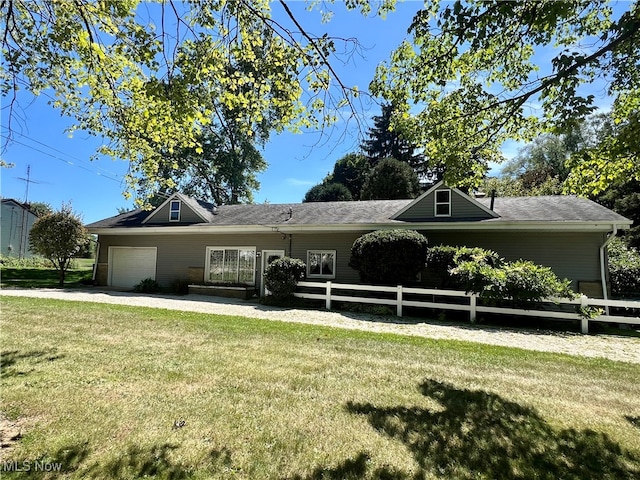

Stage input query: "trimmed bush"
[
  {"left": 349, "top": 229, "right": 428, "bottom": 285},
  {"left": 608, "top": 238, "right": 640, "bottom": 297},
  {"left": 133, "top": 277, "right": 160, "bottom": 293},
  {"left": 264, "top": 257, "right": 306, "bottom": 299}
]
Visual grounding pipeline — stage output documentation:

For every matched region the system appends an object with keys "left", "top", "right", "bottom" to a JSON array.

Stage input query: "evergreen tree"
[{"left": 361, "top": 104, "right": 422, "bottom": 167}]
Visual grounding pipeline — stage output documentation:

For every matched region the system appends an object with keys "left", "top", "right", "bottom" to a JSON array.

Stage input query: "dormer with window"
[
  {"left": 391, "top": 180, "right": 499, "bottom": 222},
  {"left": 434, "top": 189, "right": 451, "bottom": 217},
  {"left": 142, "top": 193, "right": 211, "bottom": 225},
  {"left": 169, "top": 200, "right": 181, "bottom": 222}
]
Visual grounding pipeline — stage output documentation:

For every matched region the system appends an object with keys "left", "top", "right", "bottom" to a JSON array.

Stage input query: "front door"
[{"left": 261, "top": 250, "right": 285, "bottom": 296}]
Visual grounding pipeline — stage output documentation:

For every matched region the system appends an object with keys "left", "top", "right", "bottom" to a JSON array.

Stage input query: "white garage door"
[{"left": 109, "top": 247, "right": 157, "bottom": 288}]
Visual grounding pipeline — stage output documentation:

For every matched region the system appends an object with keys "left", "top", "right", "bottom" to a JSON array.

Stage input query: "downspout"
[
  {"left": 599, "top": 225, "right": 618, "bottom": 314},
  {"left": 92, "top": 242, "right": 100, "bottom": 283}
]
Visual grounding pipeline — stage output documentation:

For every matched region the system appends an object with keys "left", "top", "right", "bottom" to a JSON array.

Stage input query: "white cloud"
[{"left": 285, "top": 178, "right": 316, "bottom": 187}]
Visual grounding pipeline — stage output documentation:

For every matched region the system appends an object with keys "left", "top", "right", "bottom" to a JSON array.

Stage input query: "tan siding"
[
  {"left": 98, "top": 229, "right": 605, "bottom": 290},
  {"left": 397, "top": 188, "right": 492, "bottom": 221},
  {"left": 146, "top": 200, "right": 204, "bottom": 224},
  {"left": 423, "top": 231, "right": 605, "bottom": 288},
  {"left": 290, "top": 232, "right": 364, "bottom": 284},
  {"left": 97, "top": 233, "right": 290, "bottom": 287}
]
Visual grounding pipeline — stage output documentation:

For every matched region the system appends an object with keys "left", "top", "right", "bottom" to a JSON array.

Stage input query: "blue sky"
[{"left": 0, "top": 1, "right": 618, "bottom": 223}]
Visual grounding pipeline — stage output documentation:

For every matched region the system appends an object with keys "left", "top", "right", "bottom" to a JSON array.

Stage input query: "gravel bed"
[{"left": 2, "top": 288, "right": 639, "bottom": 364}]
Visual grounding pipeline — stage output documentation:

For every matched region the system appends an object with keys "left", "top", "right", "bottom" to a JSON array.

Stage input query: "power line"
[
  {"left": 0, "top": 134, "right": 124, "bottom": 184},
  {"left": 4, "top": 130, "right": 124, "bottom": 178}
]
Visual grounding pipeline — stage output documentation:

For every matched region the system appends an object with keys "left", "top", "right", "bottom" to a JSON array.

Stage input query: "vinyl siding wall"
[
  {"left": 97, "top": 229, "right": 605, "bottom": 290},
  {"left": 98, "top": 233, "right": 290, "bottom": 288},
  {"left": 422, "top": 230, "right": 606, "bottom": 287},
  {"left": 396, "top": 188, "right": 493, "bottom": 221},
  {"left": 145, "top": 201, "right": 204, "bottom": 224}
]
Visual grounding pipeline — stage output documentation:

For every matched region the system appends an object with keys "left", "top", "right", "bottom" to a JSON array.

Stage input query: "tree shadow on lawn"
[
  {"left": 2, "top": 441, "right": 90, "bottom": 479},
  {"left": 5, "top": 442, "right": 234, "bottom": 479},
  {"left": 626, "top": 415, "right": 640, "bottom": 430},
  {"left": 0, "top": 349, "right": 64, "bottom": 379},
  {"left": 328, "top": 379, "right": 640, "bottom": 480}
]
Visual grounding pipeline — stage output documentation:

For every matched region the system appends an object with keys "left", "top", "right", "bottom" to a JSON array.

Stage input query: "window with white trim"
[
  {"left": 206, "top": 247, "right": 256, "bottom": 284},
  {"left": 435, "top": 189, "right": 451, "bottom": 217},
  {"left": 169, "top": 200, "right": 181, "bottom": 221},
  {"left": 307, "top": 250, "right": 336, "bottom": 278}
]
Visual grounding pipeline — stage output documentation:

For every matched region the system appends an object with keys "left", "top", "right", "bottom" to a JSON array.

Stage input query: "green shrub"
[
  {"left": 133, "top": 277, "right": 160, "bottom": 293},
  {"left": 452, "top": 259, "right": 576, "bottom": 307},
  {"left": 0, "top": 255, "right": 53, "bottom": 269},
  {"left": 264, "top": 257, "right": 306, "bottom": 300},
  {"left": 349, "top": 229, "right": 428, "bottom": 285},
  {"left": 425, "top": 245, "right": 499, "bottom": 288},
  {"left": 608, "top": 238, "right": 640, "bottom": 297}
]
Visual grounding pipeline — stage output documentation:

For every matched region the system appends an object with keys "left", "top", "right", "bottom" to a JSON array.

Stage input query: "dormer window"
[
  {"left": 435, "top": 189, "right": 451, "bottom": 217},
  {"left": 169, "top": 200, "right": 181, "bottom": 222}
]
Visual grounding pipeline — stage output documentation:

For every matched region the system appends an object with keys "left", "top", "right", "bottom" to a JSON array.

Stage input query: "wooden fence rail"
[{"left": 293, "top": 281, "right": 640, "bottom": 334}]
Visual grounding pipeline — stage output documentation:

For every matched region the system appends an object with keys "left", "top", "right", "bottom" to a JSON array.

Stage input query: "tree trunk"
[{"left": 58, "top": 268, "right": 65, "bottom": 287}]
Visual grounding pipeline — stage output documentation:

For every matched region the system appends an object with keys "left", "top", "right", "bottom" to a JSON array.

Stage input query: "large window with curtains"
[{"left": 205, "top": 247, "right": 256, "bottom": 284}]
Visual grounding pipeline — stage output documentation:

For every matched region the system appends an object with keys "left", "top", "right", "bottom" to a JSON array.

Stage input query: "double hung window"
[
  {"left": 307, "top": 250, "right": 336, "bottom": 279},
  {"left": 435, "top": 190, "right": 451, "bottom": 217},
  {"left": 169, "top": 200, "right": 181, "bottom": 221}
]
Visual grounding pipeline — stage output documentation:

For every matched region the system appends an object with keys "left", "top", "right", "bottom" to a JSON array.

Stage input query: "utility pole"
[{"left": 15, "top": 165, "right": 40, "bottom": 259}]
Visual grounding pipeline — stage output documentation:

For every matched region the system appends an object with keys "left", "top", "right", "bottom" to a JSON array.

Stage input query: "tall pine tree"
[{"left": 361, "top": 103, "right": 422, "bottom": 167}]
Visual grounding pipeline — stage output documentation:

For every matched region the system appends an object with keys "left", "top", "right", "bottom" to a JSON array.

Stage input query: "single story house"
[
  {"left": 1, "top": 198, "right": 40, "bottom": 258},
  {"left": 86, "top": 181, "right": 631, "bottom": 298}
]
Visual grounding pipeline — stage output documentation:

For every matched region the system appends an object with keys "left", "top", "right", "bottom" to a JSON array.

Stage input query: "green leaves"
[
  {"left": 349, "top": 229, "right": 428, "bottom": 285},
  {"left": 28, "top": 203, "right": 88, "bottom": 287},
  {"left": 2, "top": 0, "right": 372, "bottom": 206},
  {"left": 372, "top": 0, "right": 639, "bottom": 190}
]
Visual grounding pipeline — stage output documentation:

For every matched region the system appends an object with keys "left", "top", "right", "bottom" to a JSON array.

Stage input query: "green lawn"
[
  {"left": 1, "top": 296, "right": 639, "bottom": 479},
  {"left": 0, "top": 263, "right": 93, "bottom": 289}
]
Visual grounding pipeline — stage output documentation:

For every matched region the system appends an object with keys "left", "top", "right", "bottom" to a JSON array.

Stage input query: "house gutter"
[
  {"left": 599, "top": 225, "right": 618, "bottom": 312},
  {"left": 88, "top": 221, "right": 625, "bottom": 236}
]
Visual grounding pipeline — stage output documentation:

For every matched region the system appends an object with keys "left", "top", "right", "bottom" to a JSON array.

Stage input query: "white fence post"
[
  {"left": 291, "top": 281, "right": 640, "bottom": 330},
  {"left": 470, "top": 294, "right": 477, "bottom": 323},
  {"left": 580, "top": 295, "right": 589, "bottom": 334}
]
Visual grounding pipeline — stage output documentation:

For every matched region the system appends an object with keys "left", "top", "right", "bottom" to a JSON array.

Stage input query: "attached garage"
[{"left": 108, "top": 247, "right": 157, "bottom": 288}]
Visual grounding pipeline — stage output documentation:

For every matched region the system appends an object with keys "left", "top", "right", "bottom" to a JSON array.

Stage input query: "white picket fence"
[{"left": 293, "top": 281, "right": 640, "bottom": 334}]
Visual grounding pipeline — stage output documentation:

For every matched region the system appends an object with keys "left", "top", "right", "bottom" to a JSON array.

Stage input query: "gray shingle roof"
[
  {"left": 479, "top": 196, "right": 631, "bottom": 223},
  {"left": 86, "top": 194, "right": 630, "bottom": 229}
]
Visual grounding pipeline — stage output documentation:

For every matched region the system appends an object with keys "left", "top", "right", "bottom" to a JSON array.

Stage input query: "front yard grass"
[
  {"left": 0, "top": 263, "right": 93, "bottom": 289},
  {"left": 1, "top": 296, "right": 639, "bottom": 479}
]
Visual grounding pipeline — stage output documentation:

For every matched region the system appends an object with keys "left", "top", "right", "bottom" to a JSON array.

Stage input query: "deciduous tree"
[
  {"left": 372, "top": 0, "right": 640, "bottom": 191},
  {"left": 360, "top": 157, "right": 420, "bottom": 200},
  {"left": 138, "top": 126, "right": 267, "bottom": 205},
  {"left": 1, "top": 0, "right": 391, "bottom": 205},
  {"left": 28, "top": 204, "right": 89, "bottom": 287},
  {"left": 303, "top": 182, "right": 353, "bottom": 203}
]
